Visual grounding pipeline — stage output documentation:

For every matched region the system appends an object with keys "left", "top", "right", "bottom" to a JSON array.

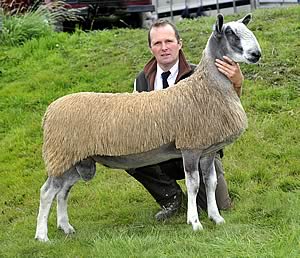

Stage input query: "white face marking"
[{"left": 225, "top": 21, "right": 261, "bottom": 63}]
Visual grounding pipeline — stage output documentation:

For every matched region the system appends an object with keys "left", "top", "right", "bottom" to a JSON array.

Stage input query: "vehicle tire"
[
  {"left": 124, "top": 12, "right": 155, "bottom": 28},
  {"left": 62, "top": 21, "right": 76, "bottom": 32},
  {"left": 124, "top": 13, "right": 143, "bottom": 28}
]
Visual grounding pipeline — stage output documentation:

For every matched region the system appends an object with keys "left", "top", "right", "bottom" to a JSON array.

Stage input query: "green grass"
[{"left": 0, "top": 6, "right": 300, "bottom": 258}]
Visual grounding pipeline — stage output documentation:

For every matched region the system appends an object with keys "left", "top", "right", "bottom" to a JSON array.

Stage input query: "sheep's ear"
[
  {"left": 215, "top": 13, "right": 224, "bottom": 34},
  {"left": 238, "top": 13, "right": 252, "bottom": 26}
]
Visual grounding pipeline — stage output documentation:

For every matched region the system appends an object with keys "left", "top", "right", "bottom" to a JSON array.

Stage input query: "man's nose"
[{"left": 161, "top": 42, "right": 168, "bottom": 49}]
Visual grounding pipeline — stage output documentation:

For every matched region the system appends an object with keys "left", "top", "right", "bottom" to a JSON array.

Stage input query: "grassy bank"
[{"left": 0, "top": 6, "right": 299, "bottom": 257}]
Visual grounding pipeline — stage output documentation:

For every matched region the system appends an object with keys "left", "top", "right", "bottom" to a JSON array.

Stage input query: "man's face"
[{"left": 149, "top": 24, "right": 182, "bottom": 71}]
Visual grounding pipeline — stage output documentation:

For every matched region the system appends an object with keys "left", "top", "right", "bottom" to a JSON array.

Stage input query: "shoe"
[{"left": 155, "top": 194, "right": 182, "bottom": 221}]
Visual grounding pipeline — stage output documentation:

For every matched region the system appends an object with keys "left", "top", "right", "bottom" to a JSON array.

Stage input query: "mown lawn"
[{"left": 0, "top": 6, "right": 299, "bottom": 258}]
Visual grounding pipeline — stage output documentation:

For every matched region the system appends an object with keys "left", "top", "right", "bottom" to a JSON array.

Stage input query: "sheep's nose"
[
  {"left": 249, "top": 50, "right": 261, "bottom": 63},
  {"left": 251, "top": 50, "right": 261, "bottom": 59}
]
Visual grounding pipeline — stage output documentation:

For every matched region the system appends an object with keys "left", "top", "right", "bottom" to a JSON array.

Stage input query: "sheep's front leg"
[
  {"left": 56, "top": 167, "right": 81, "bottom": 235},
  {"left": 35, "top": 176, "right": 63, "bottom": 242},
  {"left": 200, "top": 153, "right": 225, "bottom": 225},
  {"left": 181, "top": 150, "right": 203, "bottom": 231}
]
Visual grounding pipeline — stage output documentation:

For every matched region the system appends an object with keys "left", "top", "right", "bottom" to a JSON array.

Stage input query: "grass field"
[{"left": 0, "top": 6, "right": 299, "bottom": 257}]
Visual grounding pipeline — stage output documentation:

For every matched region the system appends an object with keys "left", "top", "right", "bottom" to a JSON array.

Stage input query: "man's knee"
[
  {"left": 215, "top": 169, "right": 232, "bottom": 210},
  {"left": 214, "top": 154, "right": 225, "bottom": 177},
  {"left": 126, "top": 168, "right": 136, "bottom": 175}
]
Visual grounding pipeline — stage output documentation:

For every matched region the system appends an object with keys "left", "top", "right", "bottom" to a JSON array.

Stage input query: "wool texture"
[{"left": 43, "top": 51, "right": 247, "bottom": 177}]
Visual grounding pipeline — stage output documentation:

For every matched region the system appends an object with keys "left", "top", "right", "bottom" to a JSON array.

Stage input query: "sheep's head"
[{"left": 213, "top": 13, "right": 261, "bottom": 64}]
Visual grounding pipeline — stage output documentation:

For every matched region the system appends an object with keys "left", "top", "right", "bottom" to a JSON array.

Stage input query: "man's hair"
[{"left": 148, "top": 20, "right": 181, "bottom": 47}]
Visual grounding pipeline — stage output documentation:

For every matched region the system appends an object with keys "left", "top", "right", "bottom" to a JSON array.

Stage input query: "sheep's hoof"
[
  {"left": 35, "top": 234, "right": 49, "bottom": 242},
  {"left": 215, "top": 217, "right": 225, "bottom": 225},
  {"left": 187, "top": 218, "right": 203, "bottom": 231},
  {"left": 58, "top": 223, "right": 76, "bottom": 235},
  {"left": 209, "top": 214, "right": 225, "bottom": 225},
  {"left": 192, "top": 222, "right": 203, "bottom": 231}
]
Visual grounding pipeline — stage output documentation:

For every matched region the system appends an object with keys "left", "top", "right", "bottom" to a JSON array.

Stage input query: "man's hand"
[{"left": 215, "top": 56, "right": 244, "bottom": 96}]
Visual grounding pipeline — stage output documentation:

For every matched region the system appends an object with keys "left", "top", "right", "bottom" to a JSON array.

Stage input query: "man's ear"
[
  {"left": 238, "top": 13, "right": 252, "bottom": 26},
  {"left": 149, "top": 45, "right": 154, "bottom": 55},
  {"left": 178, "top": 39, "right": 183, "bottom": 50},
  {"left": 215, "top": 13, "right": 224, "bottom": 34}
]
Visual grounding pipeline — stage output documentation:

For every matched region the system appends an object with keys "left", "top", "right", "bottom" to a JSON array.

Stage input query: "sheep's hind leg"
[
  {"left": 56, "top": 167, "right": 81, "bottom": 235},
  {"left": 181, "top": 150, "right": 203, "bottom": 231},
  {"left": 200, "top": 153, "right": 225, "bottom": 225},
  {"left": 35, "top": 176, "right": 64, "bottom": 242},
  {"left": 57, "top": 158, "right": 96, "bottom": 235}
]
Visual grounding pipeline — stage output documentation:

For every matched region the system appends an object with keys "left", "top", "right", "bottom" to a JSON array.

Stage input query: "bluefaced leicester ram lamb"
[{"left": 35, "top": 13, "right": 261, "bottom": 242}]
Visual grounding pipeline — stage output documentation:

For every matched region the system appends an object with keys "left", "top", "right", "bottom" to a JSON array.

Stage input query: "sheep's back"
[{"left": 42, "top": 91, "right": 180, "bottom": 176}]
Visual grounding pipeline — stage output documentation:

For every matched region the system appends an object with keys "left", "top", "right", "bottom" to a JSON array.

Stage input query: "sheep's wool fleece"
[{"left": 43, "top": 54, "right": 247, "bottom": 177}]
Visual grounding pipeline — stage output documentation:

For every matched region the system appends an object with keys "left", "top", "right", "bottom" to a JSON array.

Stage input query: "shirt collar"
[{"left": 157, "top": 60, "right": 179, "bottom": 79}]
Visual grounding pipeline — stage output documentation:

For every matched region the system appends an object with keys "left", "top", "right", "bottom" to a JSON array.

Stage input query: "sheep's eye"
[
  {"left": 225, "top": 27, "right": 240, "bottom": 43},
  {"left": 225, "top": 27, "right": 243, "bottom": 53},
  {"left": 225, "top": 27, "right": 235, "bottom": 35}
]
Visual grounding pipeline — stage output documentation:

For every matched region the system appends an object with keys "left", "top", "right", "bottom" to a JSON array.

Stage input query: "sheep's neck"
[
  {"left": 194, "top": 35, "right": 233, "bottom": 90},
  {"left": 195, "top": 52, "right": 230, "bottom": 88}
]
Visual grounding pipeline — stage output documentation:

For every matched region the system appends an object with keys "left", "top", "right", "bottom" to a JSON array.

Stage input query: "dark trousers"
[{"left": 126, "top": 152, "right": 231, "bottom": 210}]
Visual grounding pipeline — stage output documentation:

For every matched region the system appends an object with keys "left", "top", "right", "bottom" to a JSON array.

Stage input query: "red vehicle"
[{"left": 63, "top": 0, "right": 155, "bottom": 29}]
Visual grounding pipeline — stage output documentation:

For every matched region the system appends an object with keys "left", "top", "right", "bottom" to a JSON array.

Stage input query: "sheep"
[{"left": 35, "top": 13, "right": 261, "bottom": 242}]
